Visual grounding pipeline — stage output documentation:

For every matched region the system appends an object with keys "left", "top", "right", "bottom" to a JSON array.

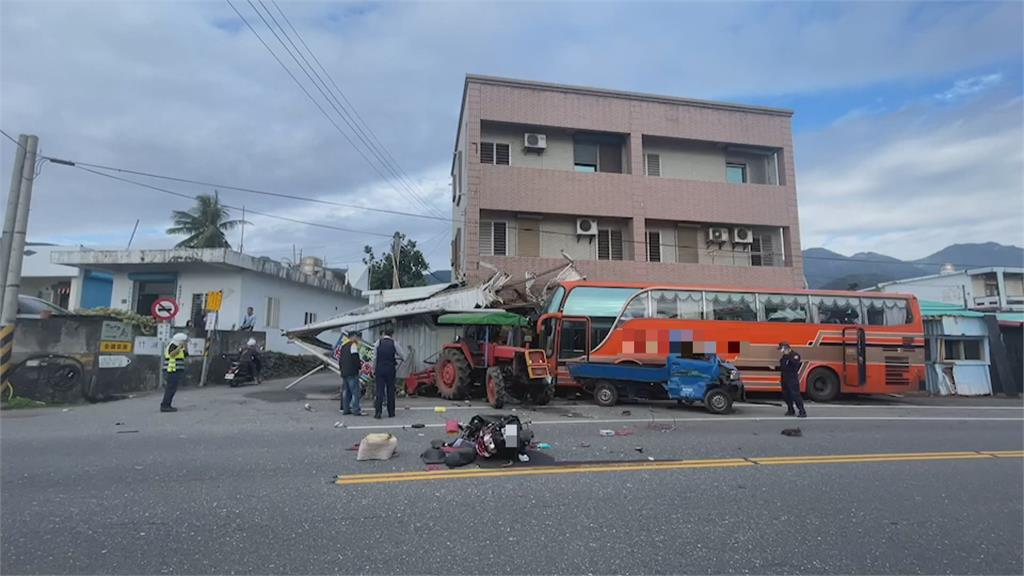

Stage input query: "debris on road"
[
  {"left": 615, "top": 427, "right": 635, "bottom": 436},
  {"left": 410, "top": 423, "right": 426, "bottom": 429},
  {"left": 781, "top": 428, "right": 803, "bottom": 437},
  {"left": 303, "top": 403, "right": 313, "bottom": 412},
  {"left": 518, "top": 453, "right": 530, "bottom": 462},
  {"left": 621, "top": 410, "right": 631, "bottom": 416},
  {"left": 599, "top": 429, "right": 615, "bottom": 437},
  {"left": 579, "top": 442, "right": 591, "bottom": 448},
  {"left": 434, "top": 406, "right": 446, "bottom": 413},
  {"left": 536, "top": 442, "right": 552, "bottom": 449},
  {"left": 116, "top": 430, "right": 139, "bottom": 434},
  {"left": 333, "top": 421, "right": 344, "bottom": 428},
  {"left": 357, "top": 433, "right": 398, "bottom": 461},
  {"left": 445, "top": 419, "right": 459, "bottom": 434},
  {"left": 61, "top": 408, "right": 71, "bottom": 413},
  {"left": 634, "top": 446, "right": 643, "bottom": 453}
]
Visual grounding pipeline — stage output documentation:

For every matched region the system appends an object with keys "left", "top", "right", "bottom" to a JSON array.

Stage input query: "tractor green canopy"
[{"left": 437, "top": 311, "right": 530, "bottom": 327}]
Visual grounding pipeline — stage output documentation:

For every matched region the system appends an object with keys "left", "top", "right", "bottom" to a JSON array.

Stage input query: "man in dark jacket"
[
  {"left": 778, "top": 342, "right": 807, "bottom": 418},
  {"left": 373, "top": 327, "right": 404, "bottom": 419},
  {"left": 339, "top": 331, "right": 363, "bottom": 415}
]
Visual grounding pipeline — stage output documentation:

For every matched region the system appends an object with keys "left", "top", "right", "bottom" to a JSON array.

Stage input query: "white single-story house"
[
  {"left": 51, "top": 248, "right": 366, "bottom": 352},
  {"left": 19, "top": 243, "right": 80, "bottom": 309}
]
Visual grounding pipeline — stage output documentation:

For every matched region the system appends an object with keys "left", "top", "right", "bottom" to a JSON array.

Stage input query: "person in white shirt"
[{"left": 240, "top": 307, "right": 256, "bottom": 331}]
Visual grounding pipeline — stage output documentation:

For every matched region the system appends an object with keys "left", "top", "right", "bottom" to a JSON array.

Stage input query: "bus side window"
[
  {"left": 652, "top": 290, "right": 702, "bottom": 319},
  {"left": 863, "top": 299, "right": 886, "bottom": 325},
  {"left": 759, "top": 293, "right": 808, "bottom": 323},
  {"left": 707, "top": 292, "right": 757, "bottom": 322},
  {"left": 812, "top": 296, "right": 861, "bottom": 324},
  {"left": 883, "top": 299, "right": 910, "bottom": 325}
]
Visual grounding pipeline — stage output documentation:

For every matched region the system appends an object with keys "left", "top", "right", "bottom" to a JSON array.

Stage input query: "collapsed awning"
[{"left": 437, "top": 311, "right": 530, "bottom": 327}]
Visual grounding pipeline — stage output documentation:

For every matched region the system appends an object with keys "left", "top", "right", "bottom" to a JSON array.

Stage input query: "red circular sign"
[{"left": 150, "top": 297, "right": 179, "bottom": 320}]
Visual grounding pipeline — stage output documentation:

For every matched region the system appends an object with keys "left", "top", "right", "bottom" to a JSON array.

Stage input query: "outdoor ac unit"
[
  {"left": 524, "top": 133, "right": 547, "bottom": 150},
  {"left": 707, "top": 227, "right": 729, "bottom": 243},
  {"left": 732, "top": 227, "right": 754, "bottom": 244},
  {"left": 576, "top": 218, "right": 598, "bottom": 236}
]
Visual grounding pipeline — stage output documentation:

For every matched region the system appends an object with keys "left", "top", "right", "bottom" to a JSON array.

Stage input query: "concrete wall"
[
  {"left": 643, "top": 137, "right": 724, "bottom": 181},
  {"left": 480, "top": 122, "right": 576, "bottom": 171}
]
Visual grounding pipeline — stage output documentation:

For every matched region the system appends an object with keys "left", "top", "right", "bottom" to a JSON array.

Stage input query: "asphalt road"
[{"left": 2, "top": 375, "right": 1022, "bottom": 575}]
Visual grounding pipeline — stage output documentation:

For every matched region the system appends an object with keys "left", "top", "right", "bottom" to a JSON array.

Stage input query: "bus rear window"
[{"left": 562, "top": 287, "right": 640, "bottom": 317}]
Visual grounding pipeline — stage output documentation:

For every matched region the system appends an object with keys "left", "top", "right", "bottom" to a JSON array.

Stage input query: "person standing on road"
[
  {"left": 161, "top": 333, "right": 189, "bottom": 413},
  {"left": 372, "top": 327, "right": 404, "bottom": 419},
  {"left": 778, "top": 341, "right": 807, "bottom": 418},
  {"left": 339, "top": 331, "right": 364, "bottom": 416}
]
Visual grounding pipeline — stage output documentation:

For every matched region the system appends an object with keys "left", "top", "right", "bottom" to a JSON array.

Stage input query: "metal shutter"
[
  {"left": 648, "top": 231, "right": 661, "bottom": 262},
  {"left": 492, "top": 221, "right": 507, "bottom": 256},
  {"left": 495, "top": 143, "right": 510, "bottom": 166},
  {"left": 479, "top": 221, "right": 492, "bottom": 255},
  {"left": 480, "top": 142, "right": 494, "bottom": 164},
  {"left": 646, "top": 154, "right": 661, "bottom": 177}
]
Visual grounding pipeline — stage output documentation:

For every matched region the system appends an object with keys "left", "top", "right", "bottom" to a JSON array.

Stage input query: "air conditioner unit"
[
  {"left": 732, "top": 227, "right": 754, "bottom": 244},
  {"left": 576, "top": 218, "right": 598, "bottom": 236},
  {"left": 524, "top": 133, "right": 547, "bottom": 150},
  {"left": 706, "top": 227, "right": 729, "bottom": 243}
]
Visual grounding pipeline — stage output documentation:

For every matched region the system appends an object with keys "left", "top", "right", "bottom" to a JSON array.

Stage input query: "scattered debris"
[
  {"left": 579, "top": 442, "right": 591, "bottom": 448},
  {"left": 599, "top": 429, "right": 615, "bottom": 437},
  {"left": 357, "top": 433, "right": 398, "bottom": 461},
  {"left": 634, "top": 446, "right": 644, "bottom": 453},
  {"left": 621, "top": 410, "right": 632, "bottom": 416},
  {"left": 445, "top": 419, "right": 460, "bottom": 434},
  {"left": 303, "top": 403, "right": 313, "bottom": 412},
  {"left": 781, "top": 428, "right": 803, "bottom": 437},
  {"left": 344, "top": 443, "right": 360, "bottom": 451},
  {"left": 114, "top": 422, "right": 124, "bottom": 426},
  {"left": 333, "top": 421, "right": 344, "bottom": 428},
  {"left": 116, "top": 430, "right": 139, "bottom": 434},
  {"left": 615, "top": 427, "right": 635, "bottom": 436},
  {"left": 536, "top": 442, "right": 552, "bottom": 449},
  {"left": 647, "top": 456, "right": 655, "bottom": 461},
  {"left": 434, "top": 406, "right": 446, "bottom": 413},
  {"left": 61, "top": 408, "right": 71, "bottom": 413},
  {"left": 417, "top": 433, "right": 425, "bottom": 437},
  {"left": 517, "top": 453, "right": 530, "bottom": 463},
  {"left": 411, "top": 423, "right": 426, "bottom": 429}
]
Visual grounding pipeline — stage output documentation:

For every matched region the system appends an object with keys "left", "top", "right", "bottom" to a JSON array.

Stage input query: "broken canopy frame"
[{"left": 284, "top": 271, "right": 513, "bottom": 375}]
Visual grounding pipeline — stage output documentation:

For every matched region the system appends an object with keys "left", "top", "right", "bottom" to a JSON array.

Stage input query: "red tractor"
[{"left": 431, "top": 312, "right": 553, "bottom": 408}]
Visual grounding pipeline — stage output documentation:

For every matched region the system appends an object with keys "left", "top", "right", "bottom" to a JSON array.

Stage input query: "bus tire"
[
  {"left": 704, "top": 388, "right": 732, "bottom": 414},
  {"left": 806, "top": 367, "right": 840, "bottom": 402},
  {"left": 593, "top": 381, "right": 618, "bottom": 407}
]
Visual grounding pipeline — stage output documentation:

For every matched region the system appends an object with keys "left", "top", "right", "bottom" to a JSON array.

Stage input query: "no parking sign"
[{"left": 150, "top": 297, "right": 179, "bottom": 321}]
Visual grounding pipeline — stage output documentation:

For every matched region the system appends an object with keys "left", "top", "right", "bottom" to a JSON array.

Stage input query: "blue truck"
[{"left": 567, "top": 355, "right": 745, "bottom": 414}]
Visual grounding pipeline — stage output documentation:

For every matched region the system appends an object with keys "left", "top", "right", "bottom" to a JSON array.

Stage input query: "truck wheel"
[
  {"left": 435, "top": 349, "right": 471, "bottom": 399},
  {"left": 485, "top": 367, "right": 507, "bottom": 409},
  {"left": 704, "top": 388, "right": 732, "bottom": 414},
  {"left": 593, "top": 381, "right": 618, "bottom": 407},
  {"left": 806, "top": 367, "right": 839, "bottom": 402}
]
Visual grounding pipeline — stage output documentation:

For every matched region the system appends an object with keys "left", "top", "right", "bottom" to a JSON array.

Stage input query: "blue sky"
[{"left": 1, "top": 0, "right": 1021, "bottom": 271}]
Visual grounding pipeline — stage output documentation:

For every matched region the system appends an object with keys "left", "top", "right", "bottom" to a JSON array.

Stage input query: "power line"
[
  {"left": 267, "top": 0, "right": 440, "bottom": 218},
  {"left": 230, "top": 0, "right": 443, "bottom": 219},
  {"left": 4, "top": 127, "right": 1020, "bottom": 271}
]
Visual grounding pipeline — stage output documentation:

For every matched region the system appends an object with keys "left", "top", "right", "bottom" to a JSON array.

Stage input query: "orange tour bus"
[{"left": 536, "top": 281, "right": 926, "bottom": 401}]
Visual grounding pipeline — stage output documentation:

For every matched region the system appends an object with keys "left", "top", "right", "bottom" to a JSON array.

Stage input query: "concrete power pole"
[
  {"left": 0, "top": 134, "right": 29, "bottom": 313},
  {"left": 1, "top": 134, "right": 39, "bottom": 399},
  {"left": 391, "top": 231, "right": 402, "bottom": 289}
]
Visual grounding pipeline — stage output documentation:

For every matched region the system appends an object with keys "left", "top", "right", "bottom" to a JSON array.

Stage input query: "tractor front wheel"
[
  {"left": 485, "top": 367, "right": 508, "bottom": 409},
  {"left": 530, "top": 378, "right": 554, "bottom": 405},
  {"left": 435, "top": 349, "right": 472, "bottom": 399}
]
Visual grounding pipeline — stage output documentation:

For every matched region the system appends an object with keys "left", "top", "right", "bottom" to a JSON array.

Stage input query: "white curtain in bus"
[
  {"left": 651, "top": 290, "right": 702, "bottom": 319},
  {"left": 812, "top": 296, "right": 861, "bottom": 324},
  {"left": 881, "top": 299, "right": 908, "bottom": 326},
  {"left": 707, "top": 292, "right": 757, "bottom": 321},
  {"left": 760, "top": 294, "right": 808, "bottom": 322}
]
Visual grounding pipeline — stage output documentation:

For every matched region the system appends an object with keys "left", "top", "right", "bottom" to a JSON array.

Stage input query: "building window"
[
  {"left": 943, "top": 338, "right": 984, "bottom": 361},
  {"left": 646, "top": 154, "right": 660, "bottom": 177},
  {"left": 480, "top": 142, "right": 510, "bottom": 166},
  {"left": 984, "top": 277, "right": 999, "bottom": 297},
  {"left": 573, "top": 135, "right": 623, "bottom": 174},
  {"left": 303, "top": 312, "right": 318, "bottom": 325},
  {"left": 726, "top": 163, "right": 747, "bottom": 184},
  {"left": 647, "top": 231, "right": 661, "bottom": 262},
  {"left": 479, "top": 221, "right": 508, "bottom": 256},
  {"left": 750, "top": 232, "right": 778, "bottom": 267},
  {"left": 265, "top": 297, "right": 280, "bottom": 329},
  {"left": 574, "top": 140, "right": 599, "bottom": 173},
  {"left": 597, "top": 228, "right": 624, "bottom": 261}
]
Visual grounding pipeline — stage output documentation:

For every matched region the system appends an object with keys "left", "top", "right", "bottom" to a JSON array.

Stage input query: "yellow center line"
[{"left": 335, "top": 449, "right": 1024, "bottom": 486}]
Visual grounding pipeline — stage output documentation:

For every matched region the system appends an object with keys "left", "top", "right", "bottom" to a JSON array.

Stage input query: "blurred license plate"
[{"left": 225, "top": 373, "right": 235, "bottom": 380}]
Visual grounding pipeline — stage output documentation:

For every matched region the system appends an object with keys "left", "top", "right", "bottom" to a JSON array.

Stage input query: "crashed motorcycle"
[{"left": 223, "top": 347, "right": 264, "bottom": 387}]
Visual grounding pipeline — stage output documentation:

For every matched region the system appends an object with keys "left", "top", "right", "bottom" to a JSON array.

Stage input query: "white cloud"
[{"left": 934, "top": 73, "right": 1004, "bottom": 102}]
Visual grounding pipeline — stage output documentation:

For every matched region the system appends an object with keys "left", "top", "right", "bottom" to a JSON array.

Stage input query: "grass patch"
[{"left": 1, "top": 396, "right": 47, "bottom": 410}]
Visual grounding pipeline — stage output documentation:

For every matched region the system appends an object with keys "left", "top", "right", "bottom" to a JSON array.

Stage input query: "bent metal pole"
[{"left": 1, "top": 135, "right": 38, "bottom": 398}]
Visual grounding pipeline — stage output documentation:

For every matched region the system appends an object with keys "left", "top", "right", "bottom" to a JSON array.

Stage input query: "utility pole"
[
  {"left": 391, "top": 231, "right": 402, "bottom": 289},
  {"left": 0, "top": 134, "right": 29, "bottom": 313},
  {"left": 1, "top": 134, "right": 39, "bottom": 399}
]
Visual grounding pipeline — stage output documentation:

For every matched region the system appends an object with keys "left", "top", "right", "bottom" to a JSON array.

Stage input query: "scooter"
[{"left": 223, "top": 348, "right": 264, "bottom": 387}]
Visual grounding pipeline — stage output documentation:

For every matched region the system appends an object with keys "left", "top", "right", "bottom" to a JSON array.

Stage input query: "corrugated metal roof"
[
  {"left": 365, "top": 283, "right": 453, "bottom": 305},
  {"left": 919, "top": 300, "right": 985, "bottom": 318},
  {"left": 996, "top": 312, "right": 1024, "bottom": 324}
]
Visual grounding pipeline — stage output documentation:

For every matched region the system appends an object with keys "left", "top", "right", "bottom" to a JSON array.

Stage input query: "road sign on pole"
[
  {"left": 151, "top": 297, "right": 179, "bottom": 321},
  {"left": 206, "top": 290, "right": 222, "bottom": 312}
]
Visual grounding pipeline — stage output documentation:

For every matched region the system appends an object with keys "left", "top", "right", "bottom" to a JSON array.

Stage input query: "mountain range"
[{"left": 802, "top": 242, "right": 1024, "bottom": 289}]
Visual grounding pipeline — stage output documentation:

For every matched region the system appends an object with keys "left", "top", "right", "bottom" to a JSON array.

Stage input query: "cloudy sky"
[{"left": 2, "top": 0, "right": 1022, "bottom": 276}]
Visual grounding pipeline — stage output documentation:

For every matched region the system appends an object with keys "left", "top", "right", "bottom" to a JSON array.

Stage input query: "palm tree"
[{"left": 166, "top": 193, "right": 248, "bottom": 249}]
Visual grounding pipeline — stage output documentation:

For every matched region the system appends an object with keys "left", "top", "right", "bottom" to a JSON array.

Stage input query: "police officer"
[
  {"left": 161, "top": 333, "right": 189, "bottom": 413},
  {"left": 778, "top": 341, "right": 807, "bottom": 418},
  {"left": 372, "top": 327, "right": 404, "bottom": 419}
]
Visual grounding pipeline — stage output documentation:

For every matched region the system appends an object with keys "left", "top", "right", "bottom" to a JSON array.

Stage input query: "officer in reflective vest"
[{"left": 161, "top": 333, "right": 189, "bottom": 413}]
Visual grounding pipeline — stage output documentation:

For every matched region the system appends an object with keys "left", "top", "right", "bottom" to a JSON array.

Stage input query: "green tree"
[
  {"left": 363, "top": 234, "right": 429, "bottom": 289},
  {"left": 166, "top": 193, "right": 248, "bottom": 249}
]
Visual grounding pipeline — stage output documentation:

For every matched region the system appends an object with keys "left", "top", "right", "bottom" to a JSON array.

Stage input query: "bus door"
[
  {"left": 556, "top": 316, "right": 591, "bottom": 386},
  {"left": 842, "top": 327, "right": 866, "bottom": 387}
]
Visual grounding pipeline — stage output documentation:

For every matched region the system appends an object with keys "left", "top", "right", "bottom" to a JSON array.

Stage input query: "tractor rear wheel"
[
  {"left": 485, "top": 367, "right": 508, "bottom": 409},
  {"left": 435, "top": 349, "right": 471, "bottom": 399}
]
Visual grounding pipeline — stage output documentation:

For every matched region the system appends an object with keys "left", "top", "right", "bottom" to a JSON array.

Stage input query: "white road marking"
[{"left": 344, "top": 415, "right": 1024, "bottom": 430}]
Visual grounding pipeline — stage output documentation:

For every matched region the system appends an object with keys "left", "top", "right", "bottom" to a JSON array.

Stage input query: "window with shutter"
[
  {"left": 495, "top": 143, "right": 510, "bottom": 166},
  {"left": 598, "top": 228, "right": 624, "bottom": 261},
  {"left": 611, "top": 229, "right": 623, "bottom": 261},
  {"left": 647, "top": 231, "right": 661, "bottom": 262},
  {"left": 492, "top": 221, "right": 507, "bottom": 256},
  {"left": 597, "top": 230, "right": 610, "bottom": 260},
  {"left": 646, "top": 154, "right": 661, "bottom": 177},
  {"left": 480, "top": 142, "right": 495, "bottom": 164},
  {"left": 479, "top": 221, "right": 493, "bottom": 255}
]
